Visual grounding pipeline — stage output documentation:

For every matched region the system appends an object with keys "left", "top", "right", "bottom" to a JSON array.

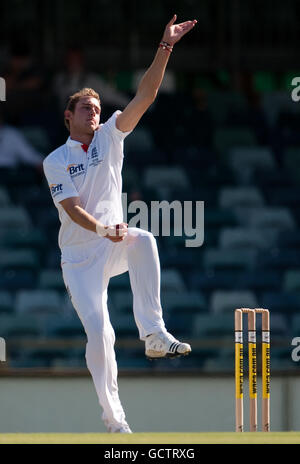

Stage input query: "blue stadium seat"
[
  {"left": 161, "top": 269, "right": 186, "bottom": 292},
  {"left": 164, "top": 313, "right": 196, "bottom": 337},
  {"left": 109, "top": 273, "right": 131, "bottom": 290},
  {"left": 193, "top": 314, "right": 233, "bottom": 338},
  {"left": 111, "top": 314, "right": 139, "bottom": 338},
  {"left": 202, "top": 347, "right": 234, "bottom": 372},
  {"left": 265, "top": 187, "right": 300, "bottom": 207},
  {"left": 228, "top": 147, "right": 276, "bottom": 183},
  {"left": 0, "top": 206, "right": 32, "bottom": 229},
  {"left": 278, "top": 231, "right": 300, "bottom": 249},
  {"left": 248, "top": 207, "right": 296, "bottom": 231},
  {"left": 15, "top": 290, "right": 62, "bottom": 315},
  {"left": 115, "top": 350, "right": 152, "bottom": 370},
  {"left": 213, "top": 127, "right": 257, "bottom": 156},
  {"left": 0, "top": 167, "right": 38, "bottom": 187},
  {"left": 204, "top": 208, "right": 238, "bottom": 228},
  {"left": 38, "top": 269, "right": 66, "bottom": 290},
  {"left": 46, "top": 315, "right": 85, "bottom": 338},
  {"left": 0, "top": 314, "right": 16, "bottom": 337},
  {"left": 284, "top": 146, "right": 300, "bottom": 183},
  {"left": 207, "top": 92, "right": 248, "bottom": 126},
  {"left": 290, "top": 314, "right": 300, "bottom": 336},
  {"left": 15, "top": 348, "right": 68, "bottom": 368},
  {"left": 234, "top": 207, "right": 296, "bottom": 231},
  {"left": 110, "top": 290, "right": 133, "bottom": 314},
  {"left": 188, "top": 270, "right": 241, "bottom": 291},
  {"left": 1, "top": 229, "right": 46, "bottom": 250},
  {"left": 219, "top": 187, "right": 265, "bottom": 209},
  {"left": 0, "top": 187, "right": 11, "bottom": 206},
  {"left": 255, "top": 313, "right": 289, "bottom": 338},
  {"left": 0, "top": 291, "right": 14, "bottom": 313},
  {"left": 0, "top": 269, "right": 36, "bottom": 290},
  {"left": 21, "top": 126, "right": 51, "bottom": 152},
  {"left": 161, "top": 248, "right": 202, "bottom": 271},
  {"left": 203, "top": 248, "right": 257, "bottom": 271},
  {"left": 122, "top": 166, "right": 140, "bottom": 191},
  {"left": 283, "top": 270, "right": 300, "bottom": 292},
  {"left": 0, "top": 249, "right": 39, "bottom": 271},
  {"left": 143, "top": 165, "right": 191, "bottom": 191},
  {"left": 261, "top": 291, "right": 300, "bottom": 314},
  {"left": 161, "top": 290, "right": 207, "bottom": 315},
  {"left": 257, "top": 249, "right": 300, "bottom": 270},
  {"left": 125, "top": 127, "right": 155, "bottom": 154},
  {"left": 219, "top": 227, "right": 270, "bottom": 250},
  {"left": 210, "top": 290, "right": 258, "bottom": 314},
  {"left": 269, "top": 347, "right": 297, "bottom": 371},
  {"left": 236, "top": 270, "right": 282, "bottom": 291},
  {"left": 5, "top": 314, "right": 42, "bottom": 338}
]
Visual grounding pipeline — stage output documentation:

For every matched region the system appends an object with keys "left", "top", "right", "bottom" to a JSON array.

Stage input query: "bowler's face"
[{"left": 68, "top": 96, "right": 101, "bottom": 134}]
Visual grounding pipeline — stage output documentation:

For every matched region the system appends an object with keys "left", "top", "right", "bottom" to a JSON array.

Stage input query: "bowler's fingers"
[
  {"left": 167, "top": 14, "right": 177, "bottom": 28},
  {"left": 116, "top": 223, "right": 128, "bottom": 237},
  {"left": 177, "top": 20, "right": 197, "bottom": 32}
]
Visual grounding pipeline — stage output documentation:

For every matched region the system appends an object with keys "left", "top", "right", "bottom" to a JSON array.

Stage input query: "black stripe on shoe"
[
  {"left": 169, "top": 342, "right": 176, "bottom": 353},
  {"left": 173, "top": 343, "right": 180, "bottom": 353}
]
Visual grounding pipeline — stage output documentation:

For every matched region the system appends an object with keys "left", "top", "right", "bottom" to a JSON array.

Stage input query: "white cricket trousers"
[{"left": 61, "top": 227, "right": 166, "bottom": 432}]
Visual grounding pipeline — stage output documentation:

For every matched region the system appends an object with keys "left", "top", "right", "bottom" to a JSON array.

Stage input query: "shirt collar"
[
  {"left": 66, "top": 137, "right": 82, "bottom": 148},
  {"left": 66, "top": 127, "right": 100, "bottom": 149}
]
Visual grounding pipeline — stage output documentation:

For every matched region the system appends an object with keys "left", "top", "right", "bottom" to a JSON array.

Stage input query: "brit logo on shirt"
[
  {"left": 67, "top": 163, "right": 85, "bottom": 178},
  {"left": 50, "top": 183, "right": 63, "bottom": 198}
]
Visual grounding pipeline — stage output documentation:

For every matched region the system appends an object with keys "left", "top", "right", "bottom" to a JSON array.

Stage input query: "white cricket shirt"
[{"left": 43, "top": 111, "right": 131, "bottom": 249}]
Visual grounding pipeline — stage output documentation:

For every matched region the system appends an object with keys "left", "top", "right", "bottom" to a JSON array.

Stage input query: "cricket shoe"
[
  {"left": 145, "top": 331, "right": 191, "bottom": 359},
  {"left": 116, "top": 425, "right": 133, "bottom": 434},
  {"left": 108, "top": 424, "right": 133, "bottom": 433}
]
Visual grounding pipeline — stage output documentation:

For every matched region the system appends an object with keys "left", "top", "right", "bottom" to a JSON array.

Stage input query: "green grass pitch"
[{"left": 1, "top": 432, "right": 300, "bottom": 444}]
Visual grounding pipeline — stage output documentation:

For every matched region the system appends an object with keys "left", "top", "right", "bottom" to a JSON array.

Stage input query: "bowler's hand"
[
  {"left": 162, "top": 14, "right": 197, "bottom": 46},
  {"left": 104, "top": 222, "right": 128, "bottom": 242}
]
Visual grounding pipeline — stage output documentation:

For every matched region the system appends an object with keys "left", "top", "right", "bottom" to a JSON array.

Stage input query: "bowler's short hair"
[{"left": 64, "top": 88, "right": 101, "bottom": 130}]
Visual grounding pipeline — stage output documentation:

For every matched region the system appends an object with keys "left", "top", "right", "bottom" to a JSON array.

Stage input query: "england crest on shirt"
[{"left": 89, "top": 146, "right": 103, "bottom": 167}]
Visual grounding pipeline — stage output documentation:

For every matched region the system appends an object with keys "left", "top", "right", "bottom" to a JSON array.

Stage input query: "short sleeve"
[
  {"left": 101, "top": 110, "right": 132, "bottom": 141},
  {"left": 43, "top": 156, "right": 79, "bottom": 206}
]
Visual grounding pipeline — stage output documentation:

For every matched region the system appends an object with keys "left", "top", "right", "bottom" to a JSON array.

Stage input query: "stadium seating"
[
  {"left": 228, "top": 147, "right": 277, "bottom": 184},
  {"left": 218, "top": 186, "right": 265, "bottom": 209},
  {"left": 15, "top": 290, "right": 62, "bottom": 315},
  {"left": 193, "top": 313, "right": 233, "bottom": 338},
  {"left": 0, "top": 206, "right": 31, "bottom": 230},
  {"left": 2, "top": 79, "right": 300, "bottom": 372},
  {"left": 160, "top": 268, "right": 187, "bottom": 292},
  {"left": 0, "top": 269, "right": 36, "bottom": 290},
  {"left": 38, "top": 269, "right": 66, "bottom": 291},
  {"left": 203, "top": 248, "right": 258, "bottom": 271},
  {"left": 143, "top": 165, "right": 191, "bottom": 191},
  {"left": 0, "top": 249, "right": 39, "bottom": 271},
  {"left": 210, "top": 290, "right": 258, "bottom": 314},
  {"left": 161, "top": 290, "right": 207, "bottom": 315},
  {"left": 0, "top": 187, "right": 11, "bottom": 206},
  {"left": 0, "top": 291, "right": 14, "bottom": 313},
  {"left": 213, "top": 127, "right": 257, "bottom": 156},
  {"left": 219, "top": 228, "right": 270, "bottom": 250}
]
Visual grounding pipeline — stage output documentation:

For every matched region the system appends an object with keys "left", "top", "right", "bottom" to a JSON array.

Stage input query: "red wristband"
[{"left": 159, "top": 41, "right": 173, "bottom": 53}]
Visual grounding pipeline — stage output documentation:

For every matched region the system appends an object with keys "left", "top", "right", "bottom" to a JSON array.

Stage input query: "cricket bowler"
[{"left": 43, "top": 15, "right": 197, "bottom": 433}]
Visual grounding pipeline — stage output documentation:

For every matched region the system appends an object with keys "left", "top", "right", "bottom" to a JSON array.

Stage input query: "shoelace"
[{"left": 157, "top": 332, "right": 178, "bottom": 345}]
